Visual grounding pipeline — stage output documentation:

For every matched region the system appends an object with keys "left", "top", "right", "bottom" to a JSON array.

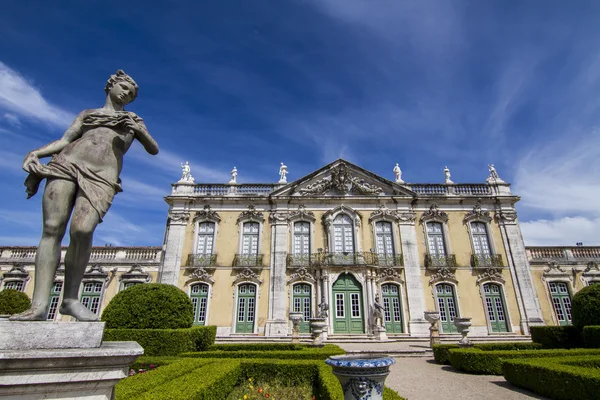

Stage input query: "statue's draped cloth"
[{"left": 24, "top": 153, "right": 122, "bottom": 222}]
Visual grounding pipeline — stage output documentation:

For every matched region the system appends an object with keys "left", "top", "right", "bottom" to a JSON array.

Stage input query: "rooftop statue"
[
  {"left": 278, "top": 162, "right": 288, "bottom": 183},
  {"left": 180, "top": 161, "right": 194, "bottom": 183},
  {"left": 229, "top": 166, "right": 238, "bottom": 184},
  {"left": 13, "top": 70, "right": 159, "bottom": 321},
  {"left": 393, "top": 163, "right": 404, "bottom": 184},
  {"left": 444, "top": 166, "right": 453, "bottom": 184}
]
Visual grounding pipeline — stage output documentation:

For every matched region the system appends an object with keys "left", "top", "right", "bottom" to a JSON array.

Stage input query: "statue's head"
[{"left": 104, "top": 70, "right": 139, "bottom": 106}]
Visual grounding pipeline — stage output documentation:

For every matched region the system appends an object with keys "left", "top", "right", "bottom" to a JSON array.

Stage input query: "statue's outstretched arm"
[{"left": 22, "top": 113, "right": 84, "bottom": 171}]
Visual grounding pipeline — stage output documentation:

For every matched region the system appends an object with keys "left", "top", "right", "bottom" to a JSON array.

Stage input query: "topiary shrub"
[
  {"left": 0, "top": 289, "right": 31, "bottom": 315},
  {"left": 531, "top": 326, "right": 582, "bottom": 349},
  {"left": 573, "top": 284, "right": 600, "bottom": 330},
  {"left": 101, "top": 283, "right": 193, "bottom": 329}
]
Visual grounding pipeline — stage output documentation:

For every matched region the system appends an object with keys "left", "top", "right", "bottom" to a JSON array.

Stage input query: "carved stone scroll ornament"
[
  {"left": 463, "top": 201, "right": 492, "bottom": 223},
  {"left": 369, "top": 204, "right": 399, "bottom": 223},
  {"left": 189, "top": 267, "right": 215, "bottom": 284},
  {"left": 299, "top": 177, "right": 331, "bottom": 196},
  {"left": 476, "top": 267, "right": 505, "bottom": 285},
  {"left": 287, "top": 267, "right": 316, "bottom": 284},
  {"left": 298, "top": 162, "right": 383, "bottom": 196},
  {"left": 83, "top": 264, "right": 109, "bottom": 282},
  {"left": 268, "top": 211, "right": 289, "bottom": 224},
  {"left": 420, "top": 203, "right": 448, "bottom": 223},
  {"left": 376, "top": 267, "right": 404, "bottom": 284},
  {"left": 495, "top": 210, "right": 518, "bottom": 224},
  {"left": 2, "top": 264, "right": 30, "bottom": 281},
  {"left": 287, "top": 204, "right": 315, "bottom": 222},
  {"left": 582, "top": 261, "right": 600, "bottom": 285},
  {"left": 169, "top": 211, "right": 190, "bottom": 224},
  {"left": 119, "top": 264, "right": 151, "bottom": 282},
  {"left": 194, "top": 205, "right": 221, "bottom": 223},
  {"left": 396, "top": 211, "right": 417, "bottom": 224},
  {"left": 232, "top": 267, "right": 262, "bottom": 286},
  {"left": 237, "top": 204, "right": 265, "bottom": 224},
  {"left": 428, "top": 266, "right": 457, "bottom": 285}
]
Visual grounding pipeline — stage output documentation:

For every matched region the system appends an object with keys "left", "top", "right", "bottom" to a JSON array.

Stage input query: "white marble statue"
[
  {"left": 444, "top": 166, "right": 453, "bottom": 184},
  {"left": 486, "top": 164, "right": 505, "bottom": 183},
  {"left": 278, "top": 162, "right": 288, "bottom": 183},
  {"left": 393, "top": 163, "right": 404, "bottom": 183},
  {"left": 179, "top": 161, "right": 194, "bottom": 183},
  {"left": 373, "top": 294, "right": 385, "bottom": 328},
  {"left": 229, "top": 166, "right": 238, "bottom": 184}
]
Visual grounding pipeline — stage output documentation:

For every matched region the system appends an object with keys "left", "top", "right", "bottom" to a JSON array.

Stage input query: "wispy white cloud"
[
  {"left": 2, "top": 112, "right": 22, "bottom": 128},
  {"left": 521, "top": 216, "right": 600, "bottom": 246},
  {"left": 0, "top": 61, "right": 75, "bottom": 127}
]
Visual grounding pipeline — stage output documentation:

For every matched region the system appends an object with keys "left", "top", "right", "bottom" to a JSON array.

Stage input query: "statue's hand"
[
  {"left": 124, "top": 117, "right": 145, "bottom": 136},
  {"left": 22, "top": 152, "right": 40, "bottom": 172}
]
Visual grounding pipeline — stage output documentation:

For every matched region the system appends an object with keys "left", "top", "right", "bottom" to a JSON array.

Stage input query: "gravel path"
[{"left": 385, "top": 357, "right": 547, "bottom": 400}]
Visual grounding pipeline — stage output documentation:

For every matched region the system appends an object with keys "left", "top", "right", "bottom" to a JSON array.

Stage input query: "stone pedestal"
[
  {"left": 373, "top": 326, "right": 388, "bottom": 341},
  {"left": 289, "top": 312, "right": 303, "bottom": 344},
  {"left": 423, "top": 311, "right": 441, "bottom": 348},
  {"left": 309, "top": 318, "right": 327, "bottom": 347},
  {"left": 0, "top": 322, "right": 143, "bottom": 400}
]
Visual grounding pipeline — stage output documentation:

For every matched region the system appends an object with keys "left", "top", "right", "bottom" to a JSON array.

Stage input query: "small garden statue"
[
  {"left": 278, "top": 162, "right": 288, "bottom": 183},
  {"left": 13, "top": 69, "right": 159, "bottom": 321}
]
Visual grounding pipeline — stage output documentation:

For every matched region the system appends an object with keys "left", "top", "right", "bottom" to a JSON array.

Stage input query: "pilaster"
[
  {"left": 398, "top": 213, "right": 429, "bottom": 336},
  {"left": 159, "top": 211, "right": 189, "bottom": 286},
  {"left": 265, "top": 212, "right": 289, "bottom": 337}
]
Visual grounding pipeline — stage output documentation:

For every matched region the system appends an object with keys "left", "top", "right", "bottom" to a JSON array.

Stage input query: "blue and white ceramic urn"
[{"left": 325, "top": 354, "right": 395, "bottom": 400}]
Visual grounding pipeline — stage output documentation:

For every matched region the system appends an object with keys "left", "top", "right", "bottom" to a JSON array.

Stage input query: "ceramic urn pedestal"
[{"left": 325, "top": 354, "right": 395, "bottom": 400}]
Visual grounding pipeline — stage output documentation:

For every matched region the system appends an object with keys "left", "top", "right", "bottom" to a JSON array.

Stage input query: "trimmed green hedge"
[
  {"left": 116, "top": 357, "right": 406, "bottom": 400},
  {"left": 208, "top": 343, "right": 304, "bottom": 351},
  {"left": 432, "top": 342, "right": 542, "bottom": 365},
  {"left": 101, "top": 283, "right": 194, "bottom": 329},
  {"left": 104, "top": 326, "right": 216, "bottom": 356},
  {"left": 530, "top": 326, "right": 583, "bottom": 349},
  {"left": 573, "top": 284, "right": 600, "bottom": 330},
  {"left": 583, "top": 326, "right": 600, "bottom": 348},
  {"left": 180, "top": 344, "right": 345, "bottom": 360},
  {"left": 503, "top": 356, "right": 600, "bottom": 400},
  {"left": 449, "top": 348, "right": 600, "bottom": 375},
  {"left": 0, "top": 289, "right": 30, "bottom": 315}
]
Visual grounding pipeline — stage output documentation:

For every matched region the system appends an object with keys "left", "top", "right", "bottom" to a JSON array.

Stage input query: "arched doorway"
[
  {"left": 435, "top": 283, "right": 458, "bottom": 333},
  {"left": 236, "top": 283, "right": 256, "bottom": 333},
  {"left": 332, "top": 273, "right": 364, "bottom": 334},
  {"left": 482, "top": 283, "right": 509, "bottom": 332}
]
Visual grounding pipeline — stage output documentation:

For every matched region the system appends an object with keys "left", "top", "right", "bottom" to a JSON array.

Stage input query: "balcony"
[
  {"left": 471, "top": 254, "right": 504, "bottom": 268},
  {"left": 233, "top": 254, "right": 264, "bottom": 268},
  {"left": 317, "top": 252, "right": 377, "bottom": 266},
  {"left": 373, "top": 253, "right": 404, "bottom": 267},
  {"left": 286, "top": 254, "right": 318, "bottom": 268},
  {"left": 425, "top": 254, "right": 457, "bottom": 268},
  {"left": 527, "top": 246, "right": 600, "bottom": 263},
  {"left": 186, "top": 253, "right": 218, "bottom": 269}
]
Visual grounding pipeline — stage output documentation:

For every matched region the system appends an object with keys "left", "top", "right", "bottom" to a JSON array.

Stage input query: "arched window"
[
  {"left": 190, "top": 283, "right": 209, "bottom": 325},
  {"left": 483, "top": 283, "right": 509, "bottom": 332},
  {"left": 47, "top": 281, "right": 63, "bottom": 320},
  {"left": 435, "top": 283, "right": 458, "bottom": 333},
  {"left": 375, "top": 221, "right": 395, "bottom": 265},
  {"left": 548, "top": 282, "right": 572, "bottom": 326},
  {"left": 242, "top": 222, "right": 260, "bottom": 255},
  {"left": 292, "top": 283, "right": 311, "bottom": 333},
  {"left": 197, "top": 222, "right": 216, "bottom": 254},
  {"left": 427, "top": 222, "right": 446, "bottom": 256},
  {"left": 236, "top": 283, "right": 256, "bottom": 333},
  {"left": 333, "top": 214, "right": 354, "bottom": 253}
]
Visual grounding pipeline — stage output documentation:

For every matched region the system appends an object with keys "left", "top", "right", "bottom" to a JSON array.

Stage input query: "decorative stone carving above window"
[
  {"left": 298, "top": 162, "right": 384, "bottom": 196},
  {"left": 169, "top": 211, "right": 190, "bottom": 224},
  {"left": 83, "top": 264, "right": 109, "bottom": 282},
  {"left": 396, "top": 211, "right": 417, "bottom": 224},
  {"left": 420, "top": 203, "right": 448, "bottom": 223},
  {"left": 188, "top": 266, "right": 215, "bottom": 285},
  {"left": 119, "top": 265, "right": 151, "bottom": 283},
  {"left": 368, "top": 204, "right": 400, "bottom": 223},
  {"left": 463, "top": 201, "right": 492, "bottom": 223},
  {"left": 376, "top": 267, "right": 404, "bottom": 284},
  {"left": 495, "top": 210, "right": 518, "bottom": 224},
  {"left": 542, "top": 261, "right": 571, "bottom": 282},
  {"left": 322, "top": 205, "right": 362, "bottom": 229},
  {"left": 582, "top": 261, "right": 600, "bottom": 285},
  {"left": 287, "top": 267, "right": 316, "bottom": 285},
  {"left": 287, "top": 204, "right": 315, "bottom": 222},
  {"left": 476, "top": 267, "right": 505, "bottom": 285},
  {"left": 268, "top": 211, "right": 289, "bottom": 224},
  {"left": 2, "top": 264, "right": 29, "bottom": 282},
  {"left": 232, "top": 267, "right": 263, "bottom": 286},
  {"left": 428, "top": 266, "right": 457, "bottom": 285},
  {"left": 194, "top": 205, "right": 221, "bottom": 223},
  {"left": 237, "top": 204, "right": 265, "bottom": 224}
]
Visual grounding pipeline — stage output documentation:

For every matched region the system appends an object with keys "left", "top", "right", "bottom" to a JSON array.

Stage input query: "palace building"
[{"left": 1, "top": 159, "right": 597, "bottom": 339}]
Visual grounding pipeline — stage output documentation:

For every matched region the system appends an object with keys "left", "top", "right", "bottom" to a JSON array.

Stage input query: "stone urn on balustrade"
[
  {"left": 325, "top": 354, "right": 395, "bottom": 400},
  {"left": 453, "top": 317, "right": 473, "bottom": 347},
  {"left": 423, "top": 311, "right": 440, "bottom": 348},
  {"left": 289, "top": 312, "right": 303, "bottom": 344},
  {"left": 309, "top": 318, "right": 327, "bottom": 347}
]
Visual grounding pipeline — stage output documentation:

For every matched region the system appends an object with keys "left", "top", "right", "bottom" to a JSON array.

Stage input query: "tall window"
[
  {"left": 292, "top": 283, "right": 311, "bottom": 333},
  {"left": 80, "top": 282, "right": 103, "bottom": 316},
  {"left": 483, "top": 283, "right": 508, "bottom": 332},
  {"left": 197, "top": 222, "right": 215, "bottom": 254},
  {"left": 548, "top": 282, "right": 572, "bottom": 326},
  {"left": 47, "top": 281, "right": 63, "bottom": 320},
  {"left": 333, "top": 214, "right": 354, "bottom": 253},
  {"left": 3, "top": 281, "right": 24, "bottom": 291},
  {"left": 376, "top": 221, "right": 394, "bottom": 265},
  {"left": 427, "top": 222, "right": 446, "bottom": 256},
  {"left": 471, "top": 222, "right": 491, "bottom": 256},
  {"left": 190, "top": 283, "right": 209, "bottom": 325},
  {"left": 242, "top": 222, "right": 259, "bottom": 255},
  {"left": 293, "top": 222, "right": 310, "bottom": 255},
  {"left": 236, "top": 284, "right": 256, "bottom": 333},
  {"left": 436, "top": 284, "right": 458, "bottom": 333}
]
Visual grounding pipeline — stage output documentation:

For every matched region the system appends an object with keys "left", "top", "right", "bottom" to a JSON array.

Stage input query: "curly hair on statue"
[{"left": 104, "top": 69, "right": 139, "bottom": 99}]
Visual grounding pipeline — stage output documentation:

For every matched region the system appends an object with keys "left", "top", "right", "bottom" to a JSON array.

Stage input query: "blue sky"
[{"left": 1, "top": 1, "right": 600, "bottom": 247}]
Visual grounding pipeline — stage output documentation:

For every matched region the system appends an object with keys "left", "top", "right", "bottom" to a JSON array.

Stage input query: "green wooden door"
[
  {"left": 332, "top": 274, "right": 364, "bottom": 334},
  {"left": 236, "top": 284, "right": 256, "bottom": 333},
  {"left": 436, "top": 284, "right": 458, "bottom": 333},
  {"left": 382, "top": 284, "right": 403, "bottom": 333},
  {"left": 483, "top": 283, "right": 509, "bottom": 332},
  {"left": 292, "top": 283, "right": 312, "bottom": 333},
  {"left": 191, "top": 283, "right": 209, "bottom": 326},
  {"left": 548, "top": 282, "right": 572, "bottom": 326}
]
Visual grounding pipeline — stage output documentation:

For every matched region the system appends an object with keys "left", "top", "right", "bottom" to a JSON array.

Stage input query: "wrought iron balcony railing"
[
  {"left": 425, "top": 254, "right": 457, "bottom": 268},
  {"left": 471, "top": 254, "right": 504, "bottom": 268},
  {"left": 319, "top": 252, "right": 378, "bottom": 266},
  {"left": 233, "top": 254, "right": 264, "bottom": 268},
  {"left": 286, "top": 253, "right": 317, "bottom": 268},
  {"left": 373, "top": 253, "right": 404, "bottom": 267},
  {"left": 187, "top": 253, "right": 218, "bottom": 268}
]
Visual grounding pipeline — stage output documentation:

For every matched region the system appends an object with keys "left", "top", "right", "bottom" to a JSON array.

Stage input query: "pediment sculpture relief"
[{"left": 298, "top": 163, "right": 383, "bottom": 196}]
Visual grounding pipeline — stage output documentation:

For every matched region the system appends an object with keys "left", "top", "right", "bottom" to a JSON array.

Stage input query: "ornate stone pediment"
[
  {"left": 322, "top": 205, "right": 362, "bottom": 228},
  {"left": 476, "top": 267, "right": 505, "bottom": 285},
  {"left": 270, "top": 159, "right": 415, "bottom": 197},
  {"left": 582, "top": 261, "right": 600, "bottom": 285},
  {"left": 188, "top": 266, "right": 215, "bottom": 285},
  {"left": 420, "top": 203, "right": 448, "bottom": 223},
  {"left": 2, "top": 264, "right": 29, "bottom": 281},
  {"left": 376, "top": 267, "right": 404, "bottom": 284},
  {"left": 194, "top": 205, "right": 221, "bottom": 223},
  {"left": 428, "top": 266, "right": 457, "bottom": 285},
  {"left": 495, "top": 210, "right": 518, "bottom": 224},
  {"left": 232, "top": 267, "right": 263, "bottom": 286},
  {"left": 120, "top": 264, "right": 151, "bottom": 282},
  {"left": 287, "top": 267, "right": 316, "bottom": 284},
  {"left": 369, "top": 204, "right": 400, "bottom": 223},
  {"left": 83, "top": 264, "right": 109, "bottom": 281},
  {"left": 237, "top": 204, "right": 265, "bottom": 224},
  {"left": 288, "top": 204, "right": 316, "bottom": 222},
  {"left": 168, "top": 211, "right": 190, "bottom": 224},
  {"left": 464, "top": 201, "right": 492, "bottom": 223}
]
